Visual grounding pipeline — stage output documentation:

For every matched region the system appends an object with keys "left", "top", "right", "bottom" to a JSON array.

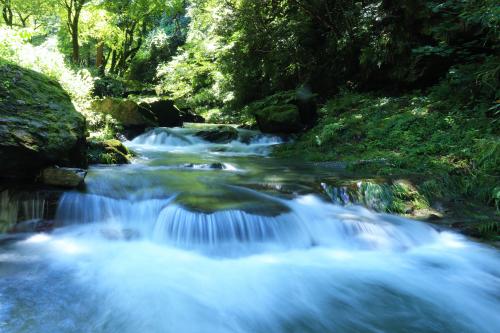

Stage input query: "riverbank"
[{"left": 274, "top": 90, "right": 499, "bottom": 240}]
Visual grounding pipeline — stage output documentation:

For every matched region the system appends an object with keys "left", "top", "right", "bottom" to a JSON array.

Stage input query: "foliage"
[{"left": 275, "top": 61, "right": 500, "bottom": 206}]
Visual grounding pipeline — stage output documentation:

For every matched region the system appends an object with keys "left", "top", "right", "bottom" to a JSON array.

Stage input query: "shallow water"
[{"left": 1, "top": 126, "right": 499, "bottom": 333}]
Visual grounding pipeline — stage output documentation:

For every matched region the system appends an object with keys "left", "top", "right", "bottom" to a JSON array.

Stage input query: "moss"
[
  {"left": 87, "top": 139, "right": 131, "bottom": 165},
  {"left": 274, "top": 89, "right": 499, "bottom": 208},
  {"left": 255, "top": 104, "right": 302, "bottom": 133},
  {"left": 0, "top": 60, "right": 86, "bottom": 175}
]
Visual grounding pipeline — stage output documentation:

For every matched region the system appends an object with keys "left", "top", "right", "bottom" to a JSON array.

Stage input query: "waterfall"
[{"left": 0, "top": 190, "right": 18, "bottom": 232}]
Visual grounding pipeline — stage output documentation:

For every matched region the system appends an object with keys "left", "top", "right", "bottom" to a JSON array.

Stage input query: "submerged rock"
[
  {"left": 0, "top": 62, "right": 86, "bottom": 178},
  {"left": 87, "top": 139, "right": 131, "bottom": 164},
  {"left": 194, "top": 125, "right": 238, "bottom": 143},
  {"left": 182, "top": 162, "right": 226, "bottom": 170},
  {"left": 40, "top": 167, "right": 87, "bottom": 188}
]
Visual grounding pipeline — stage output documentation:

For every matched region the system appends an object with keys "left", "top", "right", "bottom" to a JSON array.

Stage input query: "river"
[{"left": 1, "top": 126, "right": 499, "bottom": 333}]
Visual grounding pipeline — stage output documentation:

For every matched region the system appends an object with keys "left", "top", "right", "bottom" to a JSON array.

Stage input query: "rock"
[
  {"left": 182, "top": 162, "right": 225, "bottom": 169},
  {"left": 247, "top": 90, "right": 317, "bottom": 134},
  {"left": 11, "top": 219, "right": 54, "bottom": 233},
  {"left": 179, "top": 108, "right": 205, "bottom": 123},
  {"left": 40, "top": 167, "right": 87, "bottom": 188},
  {"left": 87, "top": 139, "right": 131, "bottom": 164},
  {"left": 0, "top": 63, "right": 87, "bottom": 179},
  {"left": 138, "top": 100, "right": 205, "bottom": 127},
  {"left": 139, "top": 99, "right": 182, "bottom": 127},
  {"left": 194, "top": 125, "right": 239, "bottom": 143},
  {"left": 209, "top": 162, "right": 225, "bottom": 169},
  {"left": 255, "top": 104, "right": 303, "bottom": 134},
  {"left": 92, "top": 97, "right": 157, "bottom": 132}
]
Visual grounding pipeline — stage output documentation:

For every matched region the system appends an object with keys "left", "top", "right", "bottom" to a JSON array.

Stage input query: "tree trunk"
[
  {"left": 2, "top": 4, "right": 13, "bottom": 26},
  {"left": 70, "top": 9, "right": 81, "bottom": 64},
  {"left": 96, "top": 41, "right": 104, "bottom": 70}
]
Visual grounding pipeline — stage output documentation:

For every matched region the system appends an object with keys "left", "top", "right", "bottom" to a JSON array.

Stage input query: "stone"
[
  {"left": 179, "top": 108, "right": 205, "bottom": 123},
  {"left": 87, "top": 139, "right": 130, "bottom": 165},
  {"left": 194, "top": 125, "right": 239, "bottom": 143},
  {"left": 92, "top": 97, "right": 157, "bottom": 128},
  {"left": 0, "top": 63, "right": 86, "bottom": 179},
  {"left": 138, "top": 99, "right": 182, "bottom": 127},
  {"left": 247, "top": 90, "right": 317, "bottom": 134},
  {"left": 40, "top": 167, "right": 87, "bottom": 188},
  {"left": 255, "top": 104, "right": 303, "bottom": 134}
]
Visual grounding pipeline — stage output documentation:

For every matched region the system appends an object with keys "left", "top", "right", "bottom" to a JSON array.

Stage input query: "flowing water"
[{"left": 1, "top": 126, "right": 499, "bottom": 333}]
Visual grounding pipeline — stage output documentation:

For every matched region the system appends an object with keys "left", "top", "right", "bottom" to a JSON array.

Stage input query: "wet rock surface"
[
  {"left": 87, "top": 139, "right": 131, "bottom": 165},
  {"left": 194, "top": 125, "right": 238, "bottom": 143},
  {"left": 39, "top": 167, "right": 87, "bottom": 188}
]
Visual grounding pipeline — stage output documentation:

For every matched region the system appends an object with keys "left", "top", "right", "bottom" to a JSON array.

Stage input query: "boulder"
[
  {"left": 87, "top": 139, "right": 131, "bottom": 164},
  {"left": 247, "top": 90, "right": 317, "bottom": 134},
  {"left": 40, "top": 167, "right": 86, "bottom": 188},
  {"left": 0, "top": 62, "right": 86, "bottom": 179},
  {"left": 138, "top": 99, "right": 182, "bottom": 127},
  {"left": 92, "top": 97, "right": 157, "bottom": 129},
  {"left": 179, "top": 108, "right": 205, "bottom": 123},
  {"left": 255, "top": 104, "right": 303, "bottom": 134},
  {"left": 194, "top": 126, "right": 238, "bottom": 143}
]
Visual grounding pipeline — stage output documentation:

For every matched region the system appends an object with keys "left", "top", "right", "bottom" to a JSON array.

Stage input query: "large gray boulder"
[{"left": 0, "top": 62, "right": 86, "bottom": 178}]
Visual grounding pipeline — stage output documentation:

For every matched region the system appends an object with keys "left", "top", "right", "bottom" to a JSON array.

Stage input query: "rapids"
[{"left": 1, "top": 126, "right": 499, "bottom": 333}]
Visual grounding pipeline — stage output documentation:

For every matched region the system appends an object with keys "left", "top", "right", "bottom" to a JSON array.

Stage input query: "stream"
[{"left": 1, "top": 126, "right": 499, "bottom": 333}]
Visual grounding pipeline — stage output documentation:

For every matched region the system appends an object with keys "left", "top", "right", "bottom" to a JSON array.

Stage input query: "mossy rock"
[
  {"left": 194, "top": 125, "right": 238, "bottom": 143},
  {"left": 92, "top": 97, "right": 157, "bottom": 128},
  {"left": 87, "top": 139, "right": 131, "bottom": 164},
  {"left": 0, "top": 61, "right": 86, "bottom": 178},
  {"left": 255, "top": 104, "right": 303, "bottom": 134},
  {"left": 246, "top": 90, "right": 317, "bottom": 133},
  {"left": 322, "top": 179, "right": 431, "bottom": 215}
]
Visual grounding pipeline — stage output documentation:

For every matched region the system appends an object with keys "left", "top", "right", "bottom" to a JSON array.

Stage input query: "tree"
[
  {"left": 59, "top": 0, "right": 90, "bottom": 63},
  {"left": 1, "top": 0, "right": 13, "bottom": 26},
  {"left": 103, "top": 0, "right": 184, "bottom": 75}
]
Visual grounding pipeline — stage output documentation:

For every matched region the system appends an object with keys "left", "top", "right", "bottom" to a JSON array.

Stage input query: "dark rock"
[
  {"left": 238, "top": 123, "right": 258, "bottom": 130},
  {"left": 255, "top": 104, "right": 303, "bottom": 134},
  {"left": 0, "top": 63, "right": 87, "bottom": 179},
  {"left": 194, "top": 125, "right": 239, "bottom": 143},
  {"left": 138, "top": 99, "right": 182, "bottom": 127},
  {"left": 179, "top": 108, "right": 205, "bottom": 123},
  {"left": 88, "top": 139, "right": 130, "bottom": 164},
  {"left": 182, "top": 162, "right": 225, "bottom": 170},
  {"left": 11, "top": 219, "right": 54, "bottom": 233},
  {"left": 209, "top": 162, "right": 225, "bottom": 169},
  {"left": 248, "top": 90, "right": 317, "bottom": 134},
  {"left": 39, "top": 167, "right": 86, "bottom": 188}
]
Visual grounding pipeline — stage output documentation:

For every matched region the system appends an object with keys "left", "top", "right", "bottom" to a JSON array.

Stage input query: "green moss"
[
  {"left": 274, "top": 87, "right": 499, "bottom": 207},
  {"left": 87, "top": 139, "right": 131, "bottom": 165},
  {"left": 255, "top": 104, "right": 302, "bottom": 133},
  {"left": 0, "top": 60, "right": 86, "bottom": 173}
]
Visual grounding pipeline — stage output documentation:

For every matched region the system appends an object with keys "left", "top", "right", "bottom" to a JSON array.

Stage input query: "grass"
[{"left": 275, "top": 74, "right": 499, "bottom": 212}]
